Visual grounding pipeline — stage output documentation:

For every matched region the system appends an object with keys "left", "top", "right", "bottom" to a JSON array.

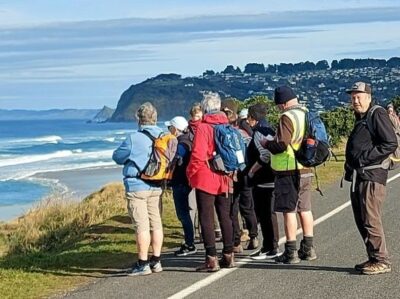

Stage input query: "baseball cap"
[
  {"left": 239, "top": 108, "right": 248, "bottom": 119},
  {"left": 165, "top": 116, "right": 188, "bottom": 131},
  {"left": 346, "top": 82, "right": 372, "bottom": 94}
]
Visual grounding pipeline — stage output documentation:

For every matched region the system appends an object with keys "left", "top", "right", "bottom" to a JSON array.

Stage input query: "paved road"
[{"left": 62, "top": 172, "right": 400, "bottom": 299}]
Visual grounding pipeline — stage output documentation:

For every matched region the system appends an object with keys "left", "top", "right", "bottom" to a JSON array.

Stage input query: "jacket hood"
[
  {"left": 139, "top": 125, "right": 164, "bottom": 137},
  {"left": 189, "top": 119, "right": 201, "bottom": 135},
  {"left": 202, "top": 111, "right": 228, "bottom": 125}
]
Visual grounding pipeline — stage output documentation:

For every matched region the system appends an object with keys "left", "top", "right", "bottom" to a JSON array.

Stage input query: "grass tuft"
[{"left": 2, "top": 183, "right": 126, "bottom": 255}]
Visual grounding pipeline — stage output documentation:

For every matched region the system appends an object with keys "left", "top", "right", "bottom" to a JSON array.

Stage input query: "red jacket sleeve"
[{"left": 187, "top": 124, "right": 211, "bottom": 181}]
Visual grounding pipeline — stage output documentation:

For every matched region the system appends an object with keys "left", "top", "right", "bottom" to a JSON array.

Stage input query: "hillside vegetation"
[{"left": 110, "top": 58, "right": 400, "bottom": 121}]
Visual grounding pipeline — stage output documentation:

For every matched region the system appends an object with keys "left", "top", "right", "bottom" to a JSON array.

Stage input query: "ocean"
[{"left": 0, "top": 119, "right": 139, "bottom": 219}]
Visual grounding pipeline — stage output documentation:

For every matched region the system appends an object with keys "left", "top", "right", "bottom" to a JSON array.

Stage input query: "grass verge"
[
  {"left": 0, "top": 184, "right": 182, "bottom": 299},
  {"left": 312, "top": 140, "right": 346, "bottom": 189}
]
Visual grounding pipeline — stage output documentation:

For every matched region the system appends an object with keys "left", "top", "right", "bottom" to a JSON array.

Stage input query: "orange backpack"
[{"left": 140, "top": 130, "right": 178, "bottom": 184}]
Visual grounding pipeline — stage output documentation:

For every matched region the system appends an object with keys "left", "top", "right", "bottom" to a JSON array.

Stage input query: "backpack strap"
[
  {"left": 361, "top": 105, "right": 390, "bottom": 171},
  {"left": 365, "top": 105, "right": 382, "bottom": 138},
  {"left": 140, "top": 129, "right": 159, "bottom": 141}
]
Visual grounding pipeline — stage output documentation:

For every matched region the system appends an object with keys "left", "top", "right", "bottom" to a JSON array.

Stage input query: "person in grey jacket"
[{"left": 112, "top": 102, "right": 164, "bottom": 276}]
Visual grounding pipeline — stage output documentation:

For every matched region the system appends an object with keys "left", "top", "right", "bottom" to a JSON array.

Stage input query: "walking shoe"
[
  {"left": 361, "top": 261, "right": 391, "bottom": 275},
  {"left": 128, "top": 261, "right": 152, "bottom": 276},
  {"left": 275, "top": 250, "right": 301, "bottom": 264},
  {"left": 297, "top": 240, "right": 317, "bottom": 261},
  {"left": 196, "top": 255, "right": 220, "bottom": 272},
  {"left": 149, "top": 260, "right": 163, "bottom": 273},
  {"left": 219, "top": 252, "right": 236, "bottom": 268},
  {"left": 174, "top": 243, "right": 197, "bottom": 257},
  {"left": 245, "top": 237, "right": 259, "bottom": 250},
  {"left": 233, "top": 244, "right": 244, "bottom": 253},
  {"left": 251, "top": 248, "right": 283, "bottom": 260},
  {"left": 354, "top": 260, "right": 372, "bottom": 272}
]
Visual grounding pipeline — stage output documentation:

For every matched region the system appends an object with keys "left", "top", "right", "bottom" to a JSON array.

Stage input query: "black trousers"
[
  {"left": 232, "top": 175, "right": 258, "bottom": 246},
  {"left": 196, "top": 189, "right": 234, "bottom": 256},
  {"left": 253, "top": 186, "right": 279, "bottom": 251}
]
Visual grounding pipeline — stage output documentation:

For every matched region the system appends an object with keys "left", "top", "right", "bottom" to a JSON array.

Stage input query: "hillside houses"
[{"left": 201, "top": 65, "right": 400, "bottom": 111}]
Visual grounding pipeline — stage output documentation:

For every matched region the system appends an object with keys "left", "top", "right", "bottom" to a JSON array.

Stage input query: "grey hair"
[
  {"left": 136, "top": 102, "right": 157, "bottom": 125},
  {"left": 201, "top": 92, "right": 221, "bottom": 114}
]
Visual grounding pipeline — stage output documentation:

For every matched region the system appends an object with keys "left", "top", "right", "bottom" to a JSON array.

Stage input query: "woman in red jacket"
[{"left": 187, "top": 92, "right": 235, "bottom": 272}]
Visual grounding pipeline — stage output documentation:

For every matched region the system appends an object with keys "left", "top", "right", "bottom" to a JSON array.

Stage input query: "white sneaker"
[{"left": 251, "top": 248, "right": 282, "bottom": 260}]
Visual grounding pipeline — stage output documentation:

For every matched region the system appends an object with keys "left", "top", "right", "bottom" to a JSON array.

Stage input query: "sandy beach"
[
  {"left": 34, "top": 166, "right": 122, "bottom": 199},
  {"left": 0, "top": 166, "right": 123, "bottom": 221}
]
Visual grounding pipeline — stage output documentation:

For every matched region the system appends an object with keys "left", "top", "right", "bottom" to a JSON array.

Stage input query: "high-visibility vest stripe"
[{"left": 271, "top": 107, "right": 307, "bottom": 171}]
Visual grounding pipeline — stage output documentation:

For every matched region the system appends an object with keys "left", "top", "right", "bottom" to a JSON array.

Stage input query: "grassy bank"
[
  {"left": 0, "top": 142, "right": 346, "bottom": 299},
  {"left": 0, "top": 184, "right": 182, "bottom": 299}
]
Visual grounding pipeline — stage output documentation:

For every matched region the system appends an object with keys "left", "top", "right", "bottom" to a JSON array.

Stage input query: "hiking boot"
[
  {"left": 128, "top": 261, "right": 152, "bottom": 276},
  {"left": 196, "top": 255, "right": 220, "bottom": 272},
  {"left": 361, "top": 261, "right": 391, "bottom": 275},
  {"left": 174, "top": 243, "right": 197, "bottom": 257},
  {"left": 251, "top": 248, "right": 283, "bottom": 260},
  {"left": 149, "top": 260, "right": 163, "bottom": 273},
  {"left": 354, "top": 260, "right": 372, "bottom": 272},
  {"left": 245, "top": 237, "right": 259, "bottom": 250},
  {"left": 220, "top": 252, "right": 236, "bottom": 268},
  {"left": 298, "top": 240, "right": 317, "bottom": 261},
  {"left": 233, "top": 244, "right": 244, "bottom": 253},
  {"left": 275, "top": 249, "right": 301, "bottom": 264}
]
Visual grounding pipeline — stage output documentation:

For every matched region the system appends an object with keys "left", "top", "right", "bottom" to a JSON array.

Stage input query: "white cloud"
[{"left": 1, "top": 6, "right": 400, "bottom": 109}]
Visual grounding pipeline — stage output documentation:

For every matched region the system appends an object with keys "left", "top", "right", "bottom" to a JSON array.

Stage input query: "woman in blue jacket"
[{"left": 112, "top": 102, "right": 164, "bottom": 276}]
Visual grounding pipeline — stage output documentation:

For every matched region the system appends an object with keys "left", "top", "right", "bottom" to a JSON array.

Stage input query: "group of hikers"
[{"left": 112, "top": 82, "right": 398, "bottom": 277}]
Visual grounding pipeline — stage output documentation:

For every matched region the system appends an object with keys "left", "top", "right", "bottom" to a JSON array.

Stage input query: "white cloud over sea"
[{"left": 0, "top": 2, "right": 400, "bottom": 109}]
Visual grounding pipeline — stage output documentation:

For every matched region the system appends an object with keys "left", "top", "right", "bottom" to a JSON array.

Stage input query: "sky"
[{"left": 0, "top": 0, "right": 400, "bottom": 110}]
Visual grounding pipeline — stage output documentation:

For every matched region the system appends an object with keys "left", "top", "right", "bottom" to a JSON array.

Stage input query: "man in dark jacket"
[{"left": 345, "top": 81, "right": 397, "bottom": 275}]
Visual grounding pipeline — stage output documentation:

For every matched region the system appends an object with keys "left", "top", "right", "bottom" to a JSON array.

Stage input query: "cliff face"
[
  {"left": 110, "top": 74, "right": 251, "bottom": 121},
  {"left": 91, "top": 106, "right": 115, "bottom": 123}
]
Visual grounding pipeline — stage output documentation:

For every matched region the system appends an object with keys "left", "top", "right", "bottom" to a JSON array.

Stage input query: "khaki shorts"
[
  {"left": 274, "top": 175, "right": 312, "bottom": 213},
  {"left": 126, "top": 190, "right": 163, "bottom": 233}
]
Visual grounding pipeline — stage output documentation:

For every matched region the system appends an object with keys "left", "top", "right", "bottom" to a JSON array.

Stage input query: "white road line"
[{"left": 168, "top": 172, "right": 400, "bottom": 299}]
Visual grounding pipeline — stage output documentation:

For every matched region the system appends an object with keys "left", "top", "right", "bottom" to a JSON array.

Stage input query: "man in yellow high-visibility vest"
[{"left": 262, "top": 86, "right": 316, "bottom": 264}]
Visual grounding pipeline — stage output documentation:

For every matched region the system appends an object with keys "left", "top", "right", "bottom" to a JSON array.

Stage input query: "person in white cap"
[
  {"left": 165, "top": 116, "right": 198, "bottom": 256},
  {"left": 238, "top": 108, "right": 253, "bottom": 137}
]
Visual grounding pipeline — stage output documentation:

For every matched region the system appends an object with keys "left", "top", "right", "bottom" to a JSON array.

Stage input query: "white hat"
[
  {"left": 165, "top": 116, "right": 188, "bottom": 131},
  {"left": 239, "top": 108, "right": 248, "bottom": 119}
]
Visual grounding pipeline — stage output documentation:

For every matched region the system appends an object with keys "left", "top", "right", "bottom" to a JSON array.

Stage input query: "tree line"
[{"left": 213, "top": 57, "right": 400, "bottom": 76}]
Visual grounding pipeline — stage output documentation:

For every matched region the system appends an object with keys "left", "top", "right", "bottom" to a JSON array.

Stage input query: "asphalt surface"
[{"left": 61, "top": 172, "right": 400, "bottom": 299}]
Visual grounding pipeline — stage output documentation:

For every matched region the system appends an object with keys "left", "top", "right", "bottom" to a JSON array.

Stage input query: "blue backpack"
[
  {"left": 210, "top": 124, "right": 246, "bottom": 173},
  {"left": 294, "top": 110, "right": 331, "bottom": 168}
]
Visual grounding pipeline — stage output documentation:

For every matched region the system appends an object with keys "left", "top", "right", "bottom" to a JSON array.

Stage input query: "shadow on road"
[{"left": 240, "top": 261, "right": 357, "bottom": 274}]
